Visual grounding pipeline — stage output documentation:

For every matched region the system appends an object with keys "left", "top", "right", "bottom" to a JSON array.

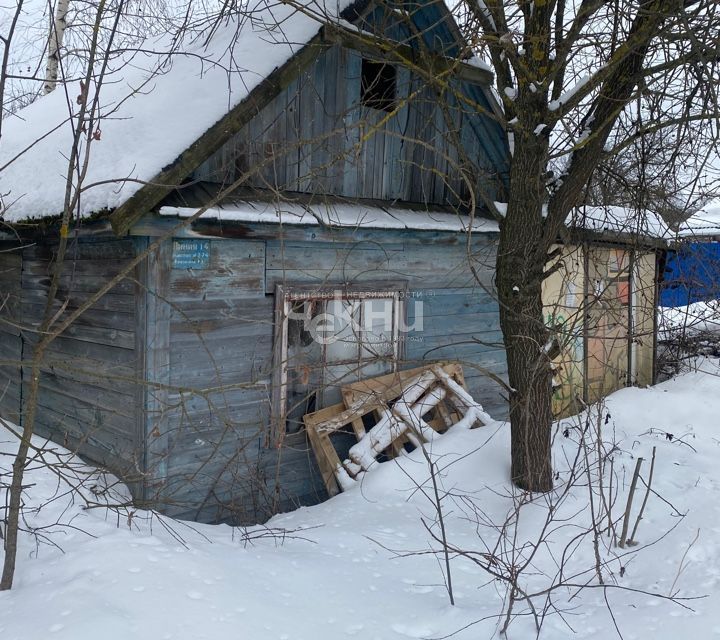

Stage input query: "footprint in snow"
[{"left": 405, "top": 585, "right": 434, "bottom": 594}]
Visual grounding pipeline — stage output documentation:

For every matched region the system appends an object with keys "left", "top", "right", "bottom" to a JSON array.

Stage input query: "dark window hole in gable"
[{"left": 361, "top": 59, "right": 397, "bottom": 112}]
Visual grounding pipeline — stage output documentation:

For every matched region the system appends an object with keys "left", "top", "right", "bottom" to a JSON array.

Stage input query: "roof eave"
[{"left": 109, "top": 29, "right": 329, "bottom": 236}]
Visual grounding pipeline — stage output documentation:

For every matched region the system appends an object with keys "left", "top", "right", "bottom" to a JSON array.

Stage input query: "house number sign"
[{"left": 172, "top": 239, "right": 210, "bottom": 269}]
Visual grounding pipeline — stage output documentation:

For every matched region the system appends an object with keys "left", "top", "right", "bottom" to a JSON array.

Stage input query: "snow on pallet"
[{"left": 303, "top": 362, "right": 491, "bottom": 495}]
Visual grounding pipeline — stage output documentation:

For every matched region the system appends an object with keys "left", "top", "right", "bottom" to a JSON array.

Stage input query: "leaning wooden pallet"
[
  {"left": 303, "top": 362, "right": 492, "bottom": 495},
  {"left": 341, "top": 361, "right": 468, "bottom": 432},
  {"left": 303, "top": 394, "right": 378, "bottom": 495}
]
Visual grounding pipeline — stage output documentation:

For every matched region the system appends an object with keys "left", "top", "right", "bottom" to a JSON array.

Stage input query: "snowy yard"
[{"left": 2, "top": 362, "right": 720, "bottom": 640}]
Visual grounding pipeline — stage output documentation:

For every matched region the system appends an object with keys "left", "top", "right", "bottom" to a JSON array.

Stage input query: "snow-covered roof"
[
  {"left": 0, "top": 0, "right": 355, "bottom": 223},
  {"left": 676, "top": 206, "right": 720, "bottom": 239},
  {"left": 159, "top": 200, "right": 500, "bottom": 233},
  {"left": 566, "top": 205, "right": 671, "bottom": 240}
]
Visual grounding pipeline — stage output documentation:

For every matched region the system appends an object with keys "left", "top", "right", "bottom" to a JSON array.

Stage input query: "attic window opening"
[{"left": 361, "top": 59, "right": 396, "bottom": 112}]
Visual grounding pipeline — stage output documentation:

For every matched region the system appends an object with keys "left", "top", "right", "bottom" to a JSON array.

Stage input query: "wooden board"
[
  {"left": 303, "top": 400, "right": 370, "bottom": 496},
  {"left": 341, "top": 361, "right": 467, "bottom": 431}
]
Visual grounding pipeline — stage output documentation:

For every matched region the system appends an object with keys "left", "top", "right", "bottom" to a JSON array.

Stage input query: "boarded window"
[{"left": 361, "top": 60, "right": 396, "bottom": 112}]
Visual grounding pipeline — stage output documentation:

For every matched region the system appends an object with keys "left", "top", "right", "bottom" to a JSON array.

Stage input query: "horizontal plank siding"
[
  {"left": 168, "top": 240, "right": 265, "bottom": 300},
  {"left": 142, "top": 226, "right": 507, "bottom": 523},
  {"left": 148, "top": 238, "right": 279, "bottom": 522},
  {"left": 0, "top": 245, "right": 23, "bottom": 422},
  {"left": 19, "top": 239, "right": 142, "bottom": 480}
]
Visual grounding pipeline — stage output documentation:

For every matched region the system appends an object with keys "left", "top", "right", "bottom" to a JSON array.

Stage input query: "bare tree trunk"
[
  {"left": 497, "top": 130, "right": 553, "bottom": 493},
  {"left": 0, "top": 0, "right": 26, "bottom": 141},
  {"left": 0, "top": 357, "right": 44, "bottom": 589},
  {"left": 44, "top": 0, "right": 70, "bottom": 94},
  {"left": 1, "top": 0, "right": 112, "bottom": 590}
]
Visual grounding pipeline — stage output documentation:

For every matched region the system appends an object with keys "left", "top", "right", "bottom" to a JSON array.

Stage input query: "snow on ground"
[
  {"left": 659, "top": 301, "right": 720, "bottom": 341},
  {"left": 3, "top": 363, "right": 720, "bottom": 639}
]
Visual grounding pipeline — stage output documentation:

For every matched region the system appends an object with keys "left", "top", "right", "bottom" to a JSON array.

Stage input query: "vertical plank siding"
[{"left": 192, "top": 44, "right": 508, "bottom": 207}]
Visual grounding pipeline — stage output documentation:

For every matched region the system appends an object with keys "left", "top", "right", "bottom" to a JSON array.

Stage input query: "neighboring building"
[
  {"left": 0, "top": 0, "right": 662, "bottom": 523},
  {"left": 659, "top": 209, "right": 720, "bottom": 307},
  {"left": 542, "top": 206, "right": 665, "bottom": 417}
]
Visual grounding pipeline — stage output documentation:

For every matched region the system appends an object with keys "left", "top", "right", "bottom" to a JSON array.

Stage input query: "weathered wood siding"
[
  {"left": 541, "top": 243, "right": 658, "bottom": 417},
  {"left": 15, "top": 238, "right": 143, "bottom": 487},
  {"left": 141, "top": 221, "right": 507, "bottom": 523},
  {"left": 0, "top": 244, "right": 23, "bottom": 423},
  {"left": 142, "top": 236, "right": 285, "bottom": 522},
  {"left": 192, "top": 44, "right": 508, "bottom": 208}
]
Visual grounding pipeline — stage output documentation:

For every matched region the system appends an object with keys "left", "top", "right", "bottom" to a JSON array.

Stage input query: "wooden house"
[{"left": 0, "top": 0, "right": 663, "bottom": 523}]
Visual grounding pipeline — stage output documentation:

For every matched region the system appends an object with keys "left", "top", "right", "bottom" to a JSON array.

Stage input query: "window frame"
[{"left": 270, "top": 282, "right": 407, "bottom": 445}]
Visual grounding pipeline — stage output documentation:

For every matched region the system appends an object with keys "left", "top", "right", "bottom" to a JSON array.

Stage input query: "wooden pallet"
[
  {"left": 341, "top": 361, "right": 467, "bottom": 432},
  {"left": 304, "top": 362, "right": 489, "bottom": 495},
  {"left": 303, "top": 394, "right": 375, "bottom": 496}
]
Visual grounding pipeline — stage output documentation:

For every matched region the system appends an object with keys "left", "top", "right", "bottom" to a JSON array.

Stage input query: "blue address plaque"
[{"left": 172, "top": 239, "right": 210, "bottom": 269}]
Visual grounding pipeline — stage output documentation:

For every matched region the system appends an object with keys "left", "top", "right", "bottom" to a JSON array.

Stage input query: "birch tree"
[{"left": 43, "top": 0, "right": 70, "bottom": 94}]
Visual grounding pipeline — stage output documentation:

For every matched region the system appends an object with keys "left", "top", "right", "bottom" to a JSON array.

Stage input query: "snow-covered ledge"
[{"left": 159, "top": 201, "right": 501, "bottom": 233}]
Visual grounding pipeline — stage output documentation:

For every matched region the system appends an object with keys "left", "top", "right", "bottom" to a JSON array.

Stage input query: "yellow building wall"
[
  {"left": 632, "top": 252, "right": 656, "bottom": 387},
  {"left": 586, "top": 246, "right": 631, "bottom": 404},
  {"left": 542, "top": 245, "right": 585, "bottom": 417},
  {"left": 542, "top": 244, "right": 656, "bottom": 418}
]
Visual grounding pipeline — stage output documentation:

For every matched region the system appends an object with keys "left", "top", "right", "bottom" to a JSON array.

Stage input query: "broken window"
[
  {"left": 361, "top": 59, "right": 396, "bottom": 112},
  {"left": 272, "top": 286, "right": 404, "bottom": 440}
]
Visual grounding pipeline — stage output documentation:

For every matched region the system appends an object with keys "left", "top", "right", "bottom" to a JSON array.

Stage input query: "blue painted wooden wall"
[
  {"left": 130, "top": 218, "right": 507, "bottom": 523},
  {"left": 192, "top": 41, "right": 508, "bottom": 210}
]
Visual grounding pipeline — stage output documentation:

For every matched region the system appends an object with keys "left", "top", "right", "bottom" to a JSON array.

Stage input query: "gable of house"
[
  {"left": 187, "top": 41, "right": 508, "bottom": 209},
  {"left": 0, "top": 0, "right": 508, "bottom": 237},
  {"left": 132, "top": 0, "right": 509, "bottom": 230}
]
